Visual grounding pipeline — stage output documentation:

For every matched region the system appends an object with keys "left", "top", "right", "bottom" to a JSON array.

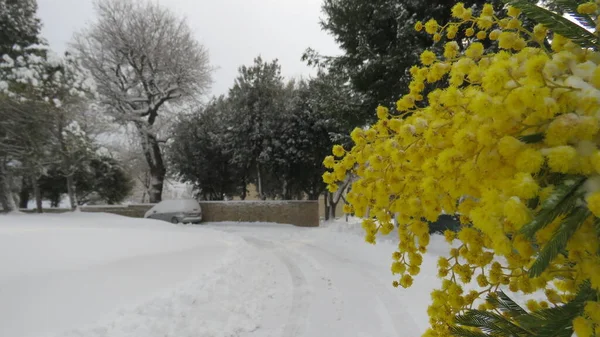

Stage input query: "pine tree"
[
  {"left": 226, "top": 56, "right": 286, "bottom": 200},
  {"left": 0, "top": 0, "right": 42, "bottom": 58},
  {"left": 305, "top": 0, "right": 511, "bottom": 120},
  {"left": 168, "top": 97, "right": 245, "bottom": 200}
]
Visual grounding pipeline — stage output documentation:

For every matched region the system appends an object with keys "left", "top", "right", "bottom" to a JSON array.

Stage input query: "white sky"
[{"left": 37, "top": 0, "right": 341, "bottom": 98}]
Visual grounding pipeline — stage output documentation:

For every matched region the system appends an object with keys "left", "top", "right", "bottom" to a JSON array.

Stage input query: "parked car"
[{"left": 144, "top": 199, "right": 203, "bottom": 224}]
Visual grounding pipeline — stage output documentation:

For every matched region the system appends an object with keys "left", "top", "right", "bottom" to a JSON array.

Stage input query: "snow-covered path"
[
  {"left": 0, "top": 213, "right": 438, "bottom": 337},
  {"left": 210, "top": 222, "right": 429, "bottom": 337}
]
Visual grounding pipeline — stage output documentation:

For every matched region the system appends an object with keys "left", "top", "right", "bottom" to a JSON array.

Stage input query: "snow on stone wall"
[{"left": 24, "top": 201, "right": 320, "bottom": 227}]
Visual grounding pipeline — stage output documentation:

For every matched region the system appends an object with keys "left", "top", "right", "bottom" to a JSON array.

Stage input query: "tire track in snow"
[
  {"left": 241, "top": 236, "right": 311, "bottom": 337},
  {"left": 299, "top": 242, "right": 421, "bottom": 336}
]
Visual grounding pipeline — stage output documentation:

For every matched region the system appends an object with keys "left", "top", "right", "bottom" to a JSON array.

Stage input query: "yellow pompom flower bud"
[
  {"left": 420, "top": 50, "right": 437, "bottom": 65},
  {"left": 498, "top": 136, "right": 524, "bottom": 159},
  {"left": 578, "top": 2, "right": 598, "bottom": 14},
  {"left": 415, "top": 21, "right": 423, "bottom": 32},
  {"left": 507, "top": 18, "right": 521, "bottom": 29},
  {"left": 400, "top": 274, "right": 414, "bottom": 288},
  {"left": 477, "top": 15, "right": 493, "bottom": 30},
  {"left": 482, "top": 4, "right": 494, "bottom": 16},
  {"left": 323, "top": 155, "right": 336, "bottom": 169},
  {"left": 476, "top": 274, "right": 489, "bottom": 287},
  {"left": 444, "top": 41, "right": 460, "bottom": 59},
  {"left": 516, "top": 149, "right": 544, "bottom": 173},
  {"left": 460, "top": 8, "right": 473, "bottom": 20},
  {"left": 533, "top": 24, "right": 547, "bottom": 42},
  {"left": 498, "top": 32, "right": 518, "bottom": 49},
  {"left": 504, "top": 197, "right": 532, "bottom": 228},
  {"left": 447, "top": 25, "right": 459, "bottom": 39},
  {"left": 546, "top": 146, "right": 577, "bottom": 173},
  {"left": 584, "top": 301, "right": 600, "bottom": 323},
  {"left": 573, "top": 316, "right": 593, "bottom": 337},
  {"left": 332, "top": 145, "right": 345, "bottom": 157},
  {"left": 465, "top": 42, "right": 484, "bottom": 59},
  {"left": 489, "top": 29, "right": 501, "bottom": 40},
  {"left": 465, "top": 28, "right": 475, "bottom": 37},
  {"left": 513, "top": 172, "right": 540, "bottom": 199},
  {"left": 526, "top": 299, "right": 541, "bottom": 311},
  {"left": 591, "top": 66, "right": 600, "bottom": 89},
  {"left": 507, "top": 5, "right": 521, "bottom": 17},
  {"left": 391, "top": 262, "right": 406, "bottom": 274},
  {"left": 586, "top": 191, "right": 600, "bottom": 217},
  {"left": 451, "top": 3, "right": 466, "bottom": 18},
  {"left": 343, "top": 204, "right": 353, "bottom": 214},
  {"left": 322, "top": 171, "right": 335, "bottom": 184},
  {"left": 476, "top": 31, "right": 487, "bottom": 40},
  {"left": 350, "top": 127, "right": 365, "bottom": 145},
  {"left": 376, "top": 105, "right": 389, "bottom": 120},
  {"left": 425, "top": 19, "right": 438, "bottom": 34}
]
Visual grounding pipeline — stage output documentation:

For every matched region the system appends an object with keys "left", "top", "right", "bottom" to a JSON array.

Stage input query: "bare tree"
[{"left": 71, "top": 0, "right": 212, "bottom": 202}]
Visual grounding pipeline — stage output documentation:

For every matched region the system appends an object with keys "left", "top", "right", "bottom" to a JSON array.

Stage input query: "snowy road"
[
  {"left": 0, "top": 213, "right": 438, "bottom": 337},
  {"left": 210, "top": 223, "right": 427, "bottom": 337}
]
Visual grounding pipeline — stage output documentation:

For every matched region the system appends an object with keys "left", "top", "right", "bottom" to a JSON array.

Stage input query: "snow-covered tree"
[
  {"left": 36, "top": 155, "right": 134, "bottom": 206},
  {"left": 226, "top": 57, "right": 285, "bottom": 200},
  {"left": 0, "top": 0, "right": 51, "bottom": 211},
  {"left": 0, "top": 0, "right": 42, "bottom": 59},
  {"left": 169, "top": 97, "right": 245, "bottom": 200},
  {"left": 71, "top": 0, "right": 212, "bottom": 203}
]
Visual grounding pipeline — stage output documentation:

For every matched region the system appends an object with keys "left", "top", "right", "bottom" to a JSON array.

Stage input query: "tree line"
[
  {"left": 1, "top": 0, "right": 510, "bottom": 213},
  {"left": 168, "top": 57, "right": 361, "bottom": 206}
]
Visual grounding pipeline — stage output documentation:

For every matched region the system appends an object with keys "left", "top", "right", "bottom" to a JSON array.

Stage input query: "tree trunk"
[
  {"left": 256, "top": 163, "right": 264, "bottom": 200},
  {"left": 66, "top": 174, "right": 79, "bottom": 210},
  {"left": 282, "top": 179, "right": 287, "bottom": 200},
  {"left": 148, "top": 170, "right": 164, "bottom": 203},
  {"left": 328, "top": 192, "right": 337, "bottom": 220},
  {"left": 30, "top": 175, "right": 42, "bottom": 213},
  {"left": 19, "top": 176, "right": 30, "bottom": 209},
  {"left": 51, "top": 196, "right": 60, "bottom": 208},
  {"left": 0, "top": 163, "right": 16, "bottom": 212},
  {"left": 240, "top": 177, "right": 247, "bottom": 200},
  {"left": 323, "top": 191, "right": 330, "bottom": 221},
  {"left": 137, "top": 125, "right": 166, "bottom": 203}
]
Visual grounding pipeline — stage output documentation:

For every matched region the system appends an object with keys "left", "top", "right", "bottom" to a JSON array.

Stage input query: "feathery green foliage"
[
  {"left": 528, "top": 207, "right": 591, "bottom": 277},
  {"left": 505, "top": 0, "right": 599, "bottom": 50},
  {"left": 551, "top": 0, "right": 597, "bottom": 29},
  {"left": 519, "top": 175, "right": 586, "bottom": 238}
]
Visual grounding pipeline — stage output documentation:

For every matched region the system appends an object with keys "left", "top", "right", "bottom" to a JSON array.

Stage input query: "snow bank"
[
  {"left": 56, "top": 239, "right": 275, "bottom": 337},
  {"left": 0, "top": 212, "right": 273, "bottom": 337},
  {"left": 319, "top": 217, "right": 547, "bottom": 313}
]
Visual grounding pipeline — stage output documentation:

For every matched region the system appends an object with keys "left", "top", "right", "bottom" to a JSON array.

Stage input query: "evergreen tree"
[
  {"left": 35, "top": 156, "right": 134, "bottom": 206},
  {"left": 226, "top": 56, "right": 286, "bottom": 200},
  {"left": 0, "top": 0, "right": 45, "bottom": 211},
  {"left": 0, "top": 0, "right": 42, "bottom": 58},
  {"left": 169, "top": 97, "right": 245, "bottom": 200},
  {"left": 305, "top": 0, "right": 507, "bottom": 119}
]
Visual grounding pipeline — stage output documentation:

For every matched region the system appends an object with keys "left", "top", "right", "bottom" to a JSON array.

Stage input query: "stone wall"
[
  {"left": 198, "top": 201, "right": 319, "bottom": 227},
  {"left": 19, "top": 200, "right": 320, "bottom": 227}
]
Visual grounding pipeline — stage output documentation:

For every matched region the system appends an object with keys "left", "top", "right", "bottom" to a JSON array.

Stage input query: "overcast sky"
[{"left": 37, "top": 0, "right": 341, "bottom": 98}]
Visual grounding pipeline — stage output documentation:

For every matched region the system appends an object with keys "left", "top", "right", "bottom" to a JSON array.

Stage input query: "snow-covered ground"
[{"left": 0, "top": 212, "right": 443, "bottom": 337}]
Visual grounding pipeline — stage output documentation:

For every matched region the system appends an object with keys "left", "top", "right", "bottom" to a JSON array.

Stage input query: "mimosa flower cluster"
[{"left": 323, "top": 2, "right": 600, "bottom": 336}]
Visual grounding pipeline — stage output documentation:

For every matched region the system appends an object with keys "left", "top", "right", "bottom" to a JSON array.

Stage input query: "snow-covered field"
[{"left": 0, "top": 212, "right": 444, "bottom": 337}]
